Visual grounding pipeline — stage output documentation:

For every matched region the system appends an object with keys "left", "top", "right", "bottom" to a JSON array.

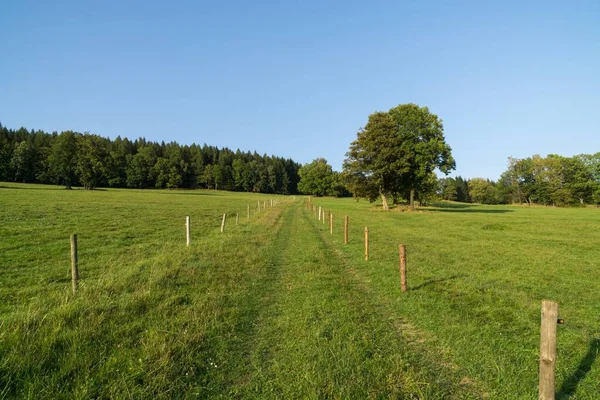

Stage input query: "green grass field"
[{"left": 1, "top": 183, "right": 599, "bottom": 399}]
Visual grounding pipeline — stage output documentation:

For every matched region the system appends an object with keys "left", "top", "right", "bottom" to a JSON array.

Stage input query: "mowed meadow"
[{"left": 1, "top": 183, "right": 599, "bottom": 399}]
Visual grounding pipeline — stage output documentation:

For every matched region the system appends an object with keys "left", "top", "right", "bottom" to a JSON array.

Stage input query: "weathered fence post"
[
  {"left": 322, "top": 210, "right": 325, "bottom": 225},
  {"left": 318, "top": 206, "right": 322, "bottom": 221},
  {"left": 330, "top": 211, "right": 333, "bottom": 235},
  {"left": 236, "top": 213, "right": 239, "bottom": 226},
  {"left": 221, "top": 213, "right": 226, "bottom": 233},
  {"left": 257, "top": 200, "right": 260, "bottom": 211},
  {"left": 539, "top": 300, "right": 559, "bottom": 400},
  {"left": 263, "top": 201, "right": 266, "bottom": 210},
  {"left": 344, "top": 216, "right": 349, "bottom": 244},
  {"left": 70, "top": 234, "right": 79, "bottom": 294},
  {"left": 364, "top": 227, "right": 369, "bottom": 261},
  {"left": 247, "top": 204, "right": 250, "bottom": 219},
  {"left": 186, "top": 216, "right": 191, "bottom": 247},
  {"left": 399, "top": 244, "right": 407, "bottom": 292}
]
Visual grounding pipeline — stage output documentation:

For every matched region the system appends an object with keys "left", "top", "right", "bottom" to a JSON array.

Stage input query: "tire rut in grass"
[
  {"left": 309, "top": 207, "right": 489, "bottom": 399},
  {"left": 232, "top": 203, "right": 479, "bottom": 399},
  {"left": 194, "top": 202, "right": 294, "bottom": 397}
]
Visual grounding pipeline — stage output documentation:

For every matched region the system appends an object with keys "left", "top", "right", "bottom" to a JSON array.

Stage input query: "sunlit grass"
[{"left": 1, "top": 183, "right": 599, "bottom": 398}]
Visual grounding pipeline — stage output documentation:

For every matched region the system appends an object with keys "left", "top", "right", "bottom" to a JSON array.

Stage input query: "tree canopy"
[
  {"left": 297, "top": 158, "right": 350, "bottom": 197},
  {"left": 343, "top": 104, "right": 455, "bottom": 209}
]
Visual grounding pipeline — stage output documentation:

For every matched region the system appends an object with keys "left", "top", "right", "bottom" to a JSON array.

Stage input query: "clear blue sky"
[{"left": 2, "top": 0, "right": 599, "bottom": 180}]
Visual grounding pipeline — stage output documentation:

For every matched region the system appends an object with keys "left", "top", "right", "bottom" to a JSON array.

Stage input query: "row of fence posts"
[
  {"left": 69, "top": 197, "right": 285, "bottom": 292},
  {"left": 67, "top": 196, "right": 562, "bottom": 399},
  {"left": 308, "top": 201, "right": 407, "bottom": 293},
  {"left": 308, "top": 199, "right": 563, "bottom": 399}
]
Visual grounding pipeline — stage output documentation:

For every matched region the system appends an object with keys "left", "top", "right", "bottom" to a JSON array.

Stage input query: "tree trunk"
[
  {"left": 410, "top": 188, "right": 415, "bottom": 210},
  {"left": 381, "top": 191, "right": 389, "bottom": 210}
]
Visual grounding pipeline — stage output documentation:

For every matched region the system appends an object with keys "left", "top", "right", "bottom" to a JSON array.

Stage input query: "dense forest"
[{"left": 0, "top": 123, "right": 301, "bottom": 194}]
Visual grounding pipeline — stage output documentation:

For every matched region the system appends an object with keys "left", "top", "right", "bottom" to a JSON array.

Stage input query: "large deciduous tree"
[
  {"left": 343, "top": 104, "right": 455, "bottom": 210},
  {"left": 298, "top": 158, "right": 334, "bottom": 196}
]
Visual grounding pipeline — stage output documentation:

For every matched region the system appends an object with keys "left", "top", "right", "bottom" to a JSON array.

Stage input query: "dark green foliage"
[
  {"left": 438, "top": 153, "right": 600, "bottom": 207},
  {"left": 0, "top": 123, "right": 301, "bottom": 194},
  {"left": 343, "top": 104, "right": 455, "bottom": 209},
  {"left": 297, "top": 159, "right": 351, "bottom": 197},
  {"left": 49, "top": 131, "right": 79, "bottom": 188},
  {"left": 298, "top": 158, "right": 333, "bottom": 196},
  {"left": 500, "top": 154, "right": 600, "bottom": 206}
]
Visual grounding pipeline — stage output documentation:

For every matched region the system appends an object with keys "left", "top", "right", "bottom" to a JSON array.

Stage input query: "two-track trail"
[{"left": 217, "top": 201, "right": 481, "bottom": 399}]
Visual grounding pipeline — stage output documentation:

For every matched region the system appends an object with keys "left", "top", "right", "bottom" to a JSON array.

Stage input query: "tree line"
[
  {"left": 440, "top": 154, "right": 600, "bottom": 206},
  {"left": 3, "top": 116, "right": 598, "bottom": 207},
  {"left": 337, "top": 103, "right": 600, "bottom": 208},
  {"left": 0, "top": 123, "right": 301, "bottom": 194}
]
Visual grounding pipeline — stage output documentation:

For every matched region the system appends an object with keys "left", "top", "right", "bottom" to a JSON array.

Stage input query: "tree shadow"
[
  {"left": 157, "top": 190, "right": 217, "bottom": 196},
  {"left": 411, "top": 274, "right": 466, "bottom": 290},
  {"left": 0, "top": 185, "right": 65, "bottom": 190},
  {"left": 557, "top": 338, "right": 600, "bottom": 399},
  {"left": 430, "top": 202, "right": 474, "bottom": 209},
  {"left": 426, "top": 203, "right": 513, "bottom": 214}
]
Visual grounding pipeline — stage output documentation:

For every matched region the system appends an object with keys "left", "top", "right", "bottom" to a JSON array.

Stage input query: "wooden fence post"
[
  {"left": 330, "top": 211, "right": 333, "bottom": 235},
  {"left": 221, "top": 213, "right": 226, "bottom": 233},
  {"left": 186, "top": 216, "right": 191, "bottom": 247},
  {"left": 247, "top": 204, "right": 250, "bottom": 219},
  {"left": 344, "top": 216, "right": 349, "bottom": 244},
  {"left": 319, "top": 206, "right": 322, "bottom": 221},
  {"left": 539, "top": 300, "right": 559, "bottom": 400},
  {"left": 399, "top": 244, "right": 407, "bottom": 292},
  {"left": 365, "top": 227, "right": 369, "bottom": 261},
  {"left": 70, "top": 234, "right": 79, "bottom": 294},
  {"left": 236, "top": 213, "right": 239, "bottom": 225},
  {"left": 257, "top": 200, "right": 260, "bottom": 211},
  {"left": 322, "top": 210, "right": 325, "bottom": 224}
]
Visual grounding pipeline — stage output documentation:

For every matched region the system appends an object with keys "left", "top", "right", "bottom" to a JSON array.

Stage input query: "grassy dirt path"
[{"left": 225, "top": 202, "right": 481, "bottom": 399}]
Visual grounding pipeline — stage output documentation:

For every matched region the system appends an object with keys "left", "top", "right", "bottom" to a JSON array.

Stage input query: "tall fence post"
[
  {"left": 70, "top": 234, "right": 79, "bottom": 294},
  {"left": 186, "top": 216, "right": 191, "bottom": 247},
  {"left": 221, "top": 213, "right": 226, "bottom": 233},
  {"left": 399, "top": 244, "right": 407, "bottom": 292},
  {"left": 319, "top": 206, "right": 322, "bottom": 221},
  {"left": 236, "top": 213, "right": 239, "bottom": 226},
  {"left": 247, "top": 204, "right": 250, "bottom": 220},
  {"left": 539, "top": 300, "right": 559, "bottom": 400},
  {"left": 364, "top": 227, "right": 369, "bottom": 261},
  {"left": 344, "top": 216, "right": 349, "bottom": 244},
  {"left": 330, "top": 211, "right": 333, "bottom": 235}
]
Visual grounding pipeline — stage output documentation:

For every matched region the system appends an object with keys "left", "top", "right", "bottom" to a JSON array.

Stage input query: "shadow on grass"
[
  {"left": 426, "top": 203, "right": 513, "bottom": 214},
  {"left": 0, "top": 185, "right": 66, "bottom": 190},
  {"left": 557, "top": 338, "right": 600, "bottom": 399},
  {"left": 411, "top": 274, "right": 466, "bottom": 290},
  {"left": 156, "top": 190, "right": 218, "bottom": 196}
]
